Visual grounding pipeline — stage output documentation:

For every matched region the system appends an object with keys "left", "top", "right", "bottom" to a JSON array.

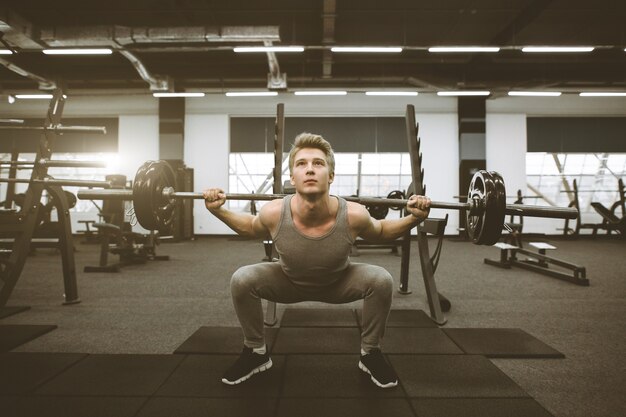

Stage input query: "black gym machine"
[
  {"left": 0, "top": 89, "right": 108, "bottom": 311},
  {"left": 562, "top": 178, "right": 625, "bottom": 237}
]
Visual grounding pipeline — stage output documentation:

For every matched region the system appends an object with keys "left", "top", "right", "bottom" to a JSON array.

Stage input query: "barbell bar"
[
  {"left": 0, "top": 160, "right": 108, "bottom": 168},
  {"left": 73, "top": 160, "right": 578, "bottom": 246},
  {"left": 0, "top": 177, "right": 112, "bottom": 188},
  {"left": 0, "top": 124, "right": 107, "bottom": 134},
  {"left": 77, "top": 188, "right": 578, "bottom": 220}
]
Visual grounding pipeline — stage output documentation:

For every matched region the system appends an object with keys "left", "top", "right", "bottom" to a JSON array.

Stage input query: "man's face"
[{"left": 290, "top": 147, "right": 334, "bottom": 195}]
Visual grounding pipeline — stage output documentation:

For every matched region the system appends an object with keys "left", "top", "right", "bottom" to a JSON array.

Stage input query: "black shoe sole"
[
  {"left": 358, "top": 360, "right": 398, "bottom": 388},
  {"left": 221, "top": 358, "right": 273, "bottom": 385}
]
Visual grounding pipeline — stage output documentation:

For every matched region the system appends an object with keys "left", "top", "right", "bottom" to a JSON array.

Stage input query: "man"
[{"left": 203, "top": 132, "right": 431, "bottom": 388}]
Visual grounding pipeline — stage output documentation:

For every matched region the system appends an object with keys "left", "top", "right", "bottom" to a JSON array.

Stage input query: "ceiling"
[{"left": 0, "top": 0, "right": 625, "bottom": 95}]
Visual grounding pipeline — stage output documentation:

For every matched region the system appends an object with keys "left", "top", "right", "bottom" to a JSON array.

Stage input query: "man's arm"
[
  {"left": 356, "top": 195, "right": 431, "bottom": 242},
  {"left": 203, "top": 188, "right": 272, "bottom": 238}
]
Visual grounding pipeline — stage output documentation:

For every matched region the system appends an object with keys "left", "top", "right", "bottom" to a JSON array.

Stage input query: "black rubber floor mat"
[
  {"left": 410, "top": 398, "right": 555, "bottom": 417},
  {"left": 174, "top": 326, "right": 279, "bottom": 354},
  {"left": 277, "top": 398, "right": 415, "bottom": 417},
  {"left": 0, "top": 396, "right": 146, "bottom": 417},
  {"left": 272, "top": 327, "right": 360, "bottom": 354},
  {"left": 388, "top": 355, "right": 530, "bottom": 398},
  {"left": 281, "top": 354, "right": 405, "bottom": 398},
  {"left": 34, "top": 354, "right": 184, "bottom": 396},
  {"left": 280, "top": 308, "right": 358, "bottom": 327},
  {"left": 356, "top": 309, "right": 438, "bottom": 328},
  {"left": 0, "top": 306, "right": 30, "bottom": 320},
  {"left": 442, "top": 328, "right": 565, "bottom": 358},
  {"left": 0, "top": 324, "right": 57, "bottom": 352},
  {"left": 155, "top": 354, "right": 285, "bottom": 398},
  {"left": 381, "top": 328, "right": 464, "bottom": 354},
  {"left": 0, "top": 352, "right": 87, "bottom": 394},
  {"left": 137, "top": 397, "right": 276, "bottom": 417}
]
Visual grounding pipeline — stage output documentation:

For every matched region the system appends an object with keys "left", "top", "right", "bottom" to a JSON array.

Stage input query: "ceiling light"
[
  {"left": 294, "top": 91, "right": 347, "bottom": 96},
  {"left": 365, "top": 91, "right": 418, "bottom": 96},
  {"left": 7, "top": 95, "right": 16, "bottom": 104},
  {"left": 428, "top": 47, "right": 500, "bottom": 53},
  {"left": 437, "top": 91, "right": 491, "bottom": 96},
  {"left": 0, "top": 50, "right": 14, "bottom": 55},
  {"left": 331, "top": 47, "right": 402, "bottom": 53},
  {"left": 152, "top": 92, "right": 205, "bottom": 98},
  {"left": 522, "top": 46, "right": 594, "bottom": 53},
  {"left": 14, "top": 94, "right": 54, "bottom": 99},
  {"left": 42, "top": 48, "right": 113, "bottom": 55},
  {"left": 508, "top": 91, "right": 562, "bottom": 97},
  {"left": 225, "top": 92, "right": 278, "bottom": 97},
  {"left": 233, "top": 46, "right": 304, "bottom": 53},
  {"left": 579, "top": 92, "right": 626, "bottom": 97}
]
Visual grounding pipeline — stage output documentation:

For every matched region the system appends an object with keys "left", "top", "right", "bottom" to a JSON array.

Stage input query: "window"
[
  {"left": 228, "top": 152, "right": 412, "bottom": 214},
  {"left": 526, "top": 153, "right": 626, "bottom": 218}
]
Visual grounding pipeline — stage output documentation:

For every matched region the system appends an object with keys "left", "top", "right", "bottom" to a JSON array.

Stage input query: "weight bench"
[
  {"left": 483, "top": 242, "right": 518, "bottom": 268},
  {"left": 485, "top": 241, "right": 589, "bottom": 286},
  {"left": 83, "top": 223, "right": 153, "bottom": 272},
  {"left": 590, "top": 202, "right": 625, "bottom": 235}
]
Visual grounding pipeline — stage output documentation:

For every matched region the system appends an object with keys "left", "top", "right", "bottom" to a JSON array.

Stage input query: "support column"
[
  {"left": 159, "top": 97, "right": 185, "bottom": 160},
  {"left": 458, "top": 97, "right": 487, "bottom": 237}
]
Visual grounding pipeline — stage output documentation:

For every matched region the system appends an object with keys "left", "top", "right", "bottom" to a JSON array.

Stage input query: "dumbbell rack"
[{"left": 0, "top": 89, "right": 80, "bottom": 309}]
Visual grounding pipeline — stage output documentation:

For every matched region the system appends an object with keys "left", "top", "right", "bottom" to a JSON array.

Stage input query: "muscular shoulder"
[
  {"left": 346, "top": 201, "right": 372, "bottom": 233},
  {"left": 258, "top": 198, "right": 284, "bottom": 231}
]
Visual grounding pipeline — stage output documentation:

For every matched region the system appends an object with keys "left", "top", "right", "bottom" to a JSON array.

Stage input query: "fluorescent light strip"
[
  {"left": 429, "top": 46, "right": 500, "bottom": 53},
  {"left": 294, "top": 91, "right": 347, "bottom": 96},
  {"left": 233, "top": 46, "right": 304, "bottom": 53},
  {"left": 522, "top": 46, "right": 594, "bottom": 53},
  {"left": 14, "top": 94, "right": 54, "bottom": 99},
  {"left": 152, "top": 92, "right": 205, "bottom": 98},
  {"left": 508, "top": 91, "right": 562, "bottom": 97},
  {"left": 0, "top": 49, "right": 14, "bottom": 55},
  {"left": 43, "top": 48, "right": 113, "bottom": 55},
  {"left": 331, "top": 47, "right": 402, "bottom": 53},
  {"left": 365, "top": 91, "right": 418, "bottom": 96},
  {"left": 579, "top": 92, "right": 626, "bottom": 97},
  {"left": 437, "top": 91, "right": 490, "bottom": 96},
  {"left": 225, "top": 92, "right": 278, "bottom": 97}
]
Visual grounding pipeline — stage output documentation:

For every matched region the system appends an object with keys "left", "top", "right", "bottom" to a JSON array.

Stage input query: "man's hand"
[
  {"left": 203, "top": 188, "right": 226, "bottom": 210},
  {"left": 406, "top": 195, "right": 431, "bottom": 221}
]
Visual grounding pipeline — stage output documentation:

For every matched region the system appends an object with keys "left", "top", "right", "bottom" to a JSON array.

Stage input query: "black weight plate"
[
  {"left": 481, "top": 171, "right": 506, "bottom": 245},
  {"left": 366, "top": 203, "right": 389, "bottom": 220},
  {"left": 387, "top": 190, "right": 406, "bottom": 211},
  {"left": 151, "top": 160, "right": 177, "bottom": 234},
  {"left": 466, "top": 171, "right": 487, "bottom": 244},
  {"left": 467, "top": 170, "right": 507, "bottom": 245},
  {"left": 133, "top": 161, "right": 157, "bottom": 230}
]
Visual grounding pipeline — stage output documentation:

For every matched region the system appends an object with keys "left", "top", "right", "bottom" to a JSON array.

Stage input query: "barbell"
[{"left": 76, "top": 160, "right": 578, "bottom": 246}]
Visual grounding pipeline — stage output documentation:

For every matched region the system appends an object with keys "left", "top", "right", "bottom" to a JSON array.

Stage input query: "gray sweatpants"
[{"left": 230, "top": 262, "right": 394, "bottom": 352}]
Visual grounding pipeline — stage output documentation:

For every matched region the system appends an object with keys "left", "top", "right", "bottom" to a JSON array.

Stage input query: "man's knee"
[
  {"left": 366, "top": 266, "right": 394, "bottom": 296},
  {"left": 230, "top": 265, "right": 257, "bottom": 297}
]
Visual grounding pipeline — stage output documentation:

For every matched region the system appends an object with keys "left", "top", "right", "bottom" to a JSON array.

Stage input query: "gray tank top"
[{"left": 273, "top": 194, "right": 355, "bottom": 284}]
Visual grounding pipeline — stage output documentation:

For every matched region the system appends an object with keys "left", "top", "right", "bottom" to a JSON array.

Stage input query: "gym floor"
[{"left": 1, "top": 235, "right": 624, "bottom": 417}]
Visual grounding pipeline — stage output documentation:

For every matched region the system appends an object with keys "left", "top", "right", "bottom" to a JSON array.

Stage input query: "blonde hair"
[{"left": 288, "top": 132, "right": 335, "bottom": 176}]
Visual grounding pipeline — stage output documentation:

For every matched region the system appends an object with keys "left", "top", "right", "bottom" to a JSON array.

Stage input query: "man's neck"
[{"left": 293, "top": 193, "right": 334, "bottom": 225}]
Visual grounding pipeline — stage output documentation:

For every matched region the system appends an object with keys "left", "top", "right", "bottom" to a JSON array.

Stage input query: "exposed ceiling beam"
[
  {"left": 322, "top": 0, "right": 336, "bottom": 78},
  {"left": 488, "top": 0, "right": 554, "bottom": 46},
  {"left": 0, "top": 8, "right": 44, "bottom": 49}
]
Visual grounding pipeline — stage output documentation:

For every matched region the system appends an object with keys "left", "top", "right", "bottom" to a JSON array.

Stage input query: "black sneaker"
[
  {"left": 358, "top": 349, "right": 398, "bottom": 388},
  {"left": 222, "top": 347, "right": 273, "bottom": 385}
]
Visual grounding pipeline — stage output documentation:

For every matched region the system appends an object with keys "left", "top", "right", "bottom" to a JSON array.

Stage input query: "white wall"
[
  {"left": 486, "top": 113, "right": 527, "bottom": 193},
  {"left": 184, "top": 114, "right": 232, "bottom": 234},
  {"left": 415, "top": 113, "right": 459, "bottom": 233}
]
